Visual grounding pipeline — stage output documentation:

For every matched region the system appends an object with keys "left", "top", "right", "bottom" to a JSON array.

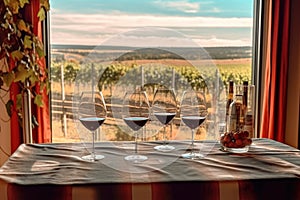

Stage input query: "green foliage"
[
  {"left": 34, "top": 94, "right": 44, "bottom": 107},
  {"left": 0, "top": 0, "right": 50, "bottom": 123},
  {"left": 51, "top": 60, "right": 252, "bottom": 93},
  {"left": 218, "top": 63, "right": 252, "bottom": 87},
  {"left": 51, "top": 61, "right": 80, "bottom": 83},
  {"left": 98, "top": 63, "right": 133, "bottom": 91}
]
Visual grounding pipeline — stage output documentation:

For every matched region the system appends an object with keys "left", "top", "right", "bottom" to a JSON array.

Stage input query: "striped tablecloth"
[{"left": 1, "top": 138, "right": 300, "bottom": 200}]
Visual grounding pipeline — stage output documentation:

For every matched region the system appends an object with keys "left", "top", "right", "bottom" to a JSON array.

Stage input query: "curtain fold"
[{"left": 261, "top": 0, "right": 290, "bottom": 142}]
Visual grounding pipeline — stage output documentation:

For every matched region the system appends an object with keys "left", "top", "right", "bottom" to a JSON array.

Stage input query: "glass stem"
[
  {"left": 134, "top": 131, "right": 138, "bottom": 154},
  {"left": 191, "top": 129, "right": 195, "bottom": 154},
  {"left": 163, "top": 125, "right": 167, "bottom": 145},
  {"left": 92, "top": 131, "right": 95, "bottom": 159}
]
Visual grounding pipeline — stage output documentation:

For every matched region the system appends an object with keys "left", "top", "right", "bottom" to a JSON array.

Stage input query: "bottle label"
[
  {"left": 244, "top": 114, "right": 253, "bottom": 137},
  {"left": 228, "top": 96, "right": 244, "bottom": 132},
  {"left": 228, "top": 116, "right": 237, "bottom": 132}
]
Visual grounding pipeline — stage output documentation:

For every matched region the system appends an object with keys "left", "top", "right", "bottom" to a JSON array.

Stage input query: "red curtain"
[
  {"left": 28, "top": 0, "right": 52, "bottom": 144},
  {"left": 261, "top": 0, "right": 290, "bottom": 142},
  {"left": 10, "top": 0, "right": 51, "bottom": 153}
]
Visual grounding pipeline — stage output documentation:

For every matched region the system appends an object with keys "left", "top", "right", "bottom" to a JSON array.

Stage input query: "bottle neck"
[
  {"left": 235, "top": 94, "right": 243, "bottom": 103},
  {"left": 228, "top": 81, "right": 234, "bottom": 100}
]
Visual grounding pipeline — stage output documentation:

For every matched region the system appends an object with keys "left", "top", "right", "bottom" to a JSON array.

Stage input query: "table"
[{"left": 1, "top": 138, "right": 300, "bottom": 200}]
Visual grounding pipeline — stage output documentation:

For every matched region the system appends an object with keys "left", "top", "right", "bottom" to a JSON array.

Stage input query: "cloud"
[
  {"left": 193, "top": 37, "right": 252, "bottom": 47},
  {"left": 153, "top": 0, "right": 200, "bottom": 13},
  {"left": 50, "top": 12, "right": 253, "bottom": 46},
  {"left": 50, "top": 12, "right": 252, "bottom": 28}
]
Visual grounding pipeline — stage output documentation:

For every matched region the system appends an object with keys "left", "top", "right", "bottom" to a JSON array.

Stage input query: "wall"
[
  {"left": 0, "top": 58, "right": 11, "bottom": 166},
  {"left": 285, "top": 0, "right": 300, "bottom": 148}
]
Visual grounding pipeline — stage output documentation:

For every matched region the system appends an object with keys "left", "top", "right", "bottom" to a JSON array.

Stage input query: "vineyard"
[
  {"left": 50, "top": 46, "right": 252, "bottom": 143},
  {"left": 51, "top": 59, "right": 252, "bottom": 94},
  {"left": 51, "top": 45, "right": 252, "bottom": 88}
]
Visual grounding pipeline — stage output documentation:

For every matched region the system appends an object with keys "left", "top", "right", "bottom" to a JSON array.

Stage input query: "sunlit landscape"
[
  {"left": 50, "top": 0, "right": 253, "bottom": 143},
  {"left": 50, "top": 45, "right": 252, "bottom": 143}
]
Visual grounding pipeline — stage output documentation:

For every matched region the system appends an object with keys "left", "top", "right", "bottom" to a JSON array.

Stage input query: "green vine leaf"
[
  {"left": 6, "top": 0, "right": 20, "bottom": 14},
  {"left": 29, "top": 72, "right": 39, "bottom": 85},
  {"left": 37, "top": 8, "right": 46, "bottom": 21},
  {"left": 40, "top": 0, "right": 50, "bottom": 11},
  {"left": 34, "top": 94, "right": 44, "bottom": 107},
  {"left": 1, "top": 0, "right": 50, "bottom": 120},
  {"left": 11, "top": 50, "right": 23, "bottom": 61},
  {"left": 1, "top": 22, "right": 9, "bottom": 29},
  {"left": 14, "top": 64, "right": 29, "bottom": 83},
  {"left": 36, "top": 45, "right": 45, "bottom": 58},
  {"left": 4, "top": 0, "right": 9, "bottom": 5},
  {"left": 19, "top": 0, "right": 29, "bottom": 8},
  {"left": 16, "top": 93, "right": 22, "bottom": 110},
  {"left": 3, "top": 72, "right": 15, "bottom": 87},
  {"left": 24, "top": 35, "right": 33, "bottom": 49},
  {"left": 17, "top": 19, "right": 28, "bottom": 32}
]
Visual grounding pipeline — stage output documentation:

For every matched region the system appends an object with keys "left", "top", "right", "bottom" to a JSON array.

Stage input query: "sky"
[{"left": 50, "top": 0, "right": 254, "bottom": 47}]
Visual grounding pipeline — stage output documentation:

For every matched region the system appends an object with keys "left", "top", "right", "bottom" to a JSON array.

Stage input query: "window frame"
[
  {"left": 45, "top": 0, "right": 263, "bottom": 141},
  {"left": 252, "top": 0, "right": 264, "bottom": 137}
]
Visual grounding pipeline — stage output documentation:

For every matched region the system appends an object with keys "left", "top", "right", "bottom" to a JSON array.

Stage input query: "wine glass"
[
  {"left": 78, "top": 91, "right": 107, "bottom": 161},
  {"left": 180, "top": 90, "right": 207, "bottom": 159},
  {"left": 152, "top": 88, "right": 177, "bottom": 152},
  {"left": 122, "top": 90, "right": 150, "bottom": 162}
]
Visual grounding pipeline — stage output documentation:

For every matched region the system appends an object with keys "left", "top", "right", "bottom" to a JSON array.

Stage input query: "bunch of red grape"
[{"left": 220, "top": 130, "right": 252, "bottom": 148}]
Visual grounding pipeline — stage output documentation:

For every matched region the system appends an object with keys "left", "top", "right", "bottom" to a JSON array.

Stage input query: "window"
[{"left": 49, "top": 0, "right": 255, "bottom": 143}]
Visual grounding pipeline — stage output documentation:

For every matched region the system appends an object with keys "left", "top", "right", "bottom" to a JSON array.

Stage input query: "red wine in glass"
[
  {"left": 124, "top": 117, "right": 149, "bottom": 131},
  {"left": 122, "top": 90, "right": 150, "bottom": 162},
  {"left": 152, "top": 88, "right": 177, "bottom": 152},
  {"left": 182, "top": 116, "right": 206, "bottom": 129},
  {"left": 154, "top": 112, "right": 176, "bottom": 125},
  {"left": 78, "top": 91, "right": 107, "bottom": 162},
  {"left": 80, "top": 117, "right": 105, "bottom": 131},
  {"left": 180, "top": 91, "right": 207, "bottom": 159}
]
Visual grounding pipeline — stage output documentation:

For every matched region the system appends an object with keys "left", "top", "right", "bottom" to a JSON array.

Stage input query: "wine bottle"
[
  {"left": 226, "top": 81, "right": 234, "bottom": 131},
  {"left": 244, "top": 113, "right": 253, "bottom": 137},
  {"left": 243, "top": 84, "right": 255, "bottom": 138},
  {"left": 228, "top": 94, "right": 244, "bottom": 132},
  {"left": 242, "top": 81, "right": 248, "bottom": 115}
]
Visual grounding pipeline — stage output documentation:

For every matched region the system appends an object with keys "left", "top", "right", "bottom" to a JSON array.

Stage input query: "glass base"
[
  {"left": 181, "top": 152, "right": 203, "bottom": 159},
  {"left": 154, "top": 145, "right": 175, "bottom": 152},
  {"left": 82, "top": 154, "right": 105, "bottom": 162},
  {"left": 221, "top": 145, "right": 249, "bottom": 153},
  {"left": 124, "top": 154, "right": 148, "bottom": 163}
]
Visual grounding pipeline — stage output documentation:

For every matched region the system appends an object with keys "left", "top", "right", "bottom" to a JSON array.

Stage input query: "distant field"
[{"left": 51, "top": 45, "right": 252, "bottom": 61}]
